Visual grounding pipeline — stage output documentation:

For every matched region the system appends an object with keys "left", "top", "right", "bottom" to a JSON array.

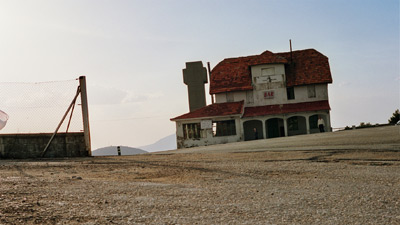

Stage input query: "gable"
[{"left": 210, "top": 49, "right": 332, "bottom": 94}]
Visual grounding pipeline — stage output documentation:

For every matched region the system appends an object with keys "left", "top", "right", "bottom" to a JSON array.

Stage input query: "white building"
[{"left": 171, "top": 49, "right": 333, "bottom": 149}]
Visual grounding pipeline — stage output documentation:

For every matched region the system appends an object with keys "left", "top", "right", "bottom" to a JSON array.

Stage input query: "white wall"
[
  {"left": 214, "top": 64, "right": 329, "bottom": 107},
  {"left": 215, "top": 91, "right": 247, "bottom": 103},
  {"left": 215, "top": 93, "right": 227, "bottom": 103}
]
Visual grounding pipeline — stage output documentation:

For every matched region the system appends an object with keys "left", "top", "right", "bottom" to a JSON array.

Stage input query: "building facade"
[{"left": 171, "top": 49, "right": 333, "bottom": 149}]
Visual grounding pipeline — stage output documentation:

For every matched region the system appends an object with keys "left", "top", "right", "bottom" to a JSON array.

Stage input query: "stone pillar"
[
  {"left": 240, "top": 121, "right": 245, "bottom": 141},
  {"left": 261, "top": 119, "right": 266, "bottom": 139},
  {"left": 326, "top": 112, "right": 332, "bottom": 132},
  {"left": 305, "top": 115, "right": 310, "bottom": 134},
  {"left": 283, "top": 117, "right": 288, "bottom": 137}
]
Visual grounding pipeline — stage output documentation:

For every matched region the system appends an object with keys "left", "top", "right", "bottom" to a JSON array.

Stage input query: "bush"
[
  {"left": 388, "top": 109, "right": 400, "bottom": 124},
  {"left": 358, "top": 122, "right": 373, "bottom": 128}
]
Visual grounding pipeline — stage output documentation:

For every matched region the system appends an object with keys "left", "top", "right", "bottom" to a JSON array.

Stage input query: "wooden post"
[
  {"left": 41, "top": 87, "right": 81, "bottom": 157},
  {"left": 79, "top": 76, "right": 92, "bottom": 156}
]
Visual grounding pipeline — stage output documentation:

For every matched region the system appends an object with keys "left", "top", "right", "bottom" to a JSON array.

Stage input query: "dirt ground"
[{"left": 1, "top": 126, "right": 399, "bottom": 224}]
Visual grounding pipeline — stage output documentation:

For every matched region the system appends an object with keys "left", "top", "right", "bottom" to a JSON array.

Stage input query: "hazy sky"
[{"left": 0, "top": 0, "right": 399, "bottom": 149}]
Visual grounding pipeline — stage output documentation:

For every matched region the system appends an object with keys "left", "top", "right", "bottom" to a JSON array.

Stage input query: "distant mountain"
[
  {"left": 139, "top": 134, "right": 177, "bottom": 152},
  {"left": 92, "top": 146, "right": 147, "bottom": 156}
]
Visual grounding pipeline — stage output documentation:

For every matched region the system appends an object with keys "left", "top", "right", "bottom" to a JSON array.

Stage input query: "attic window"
[
  {"left": 287, "top": 87, "right": 295, "bottom": 100},
  {"left": 261, "top": 67, "right": 275, "bottom": 76}
]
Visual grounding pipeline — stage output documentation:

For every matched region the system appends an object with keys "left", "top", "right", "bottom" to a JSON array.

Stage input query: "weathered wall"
[
  {"left": 174, "top": 111, "right": 331, "bottom": 149},
  {"left": 175, "top": 117, "right": 242, "bottom": 149},
  {"left": 0, "top": 132, "right": 88, "bottom": 159},
  {"left": 251, "top": 64, "right": 329, "bottom": 106},
  {"left": 214, "top": 63, "right": 329, "bottom": 107}
]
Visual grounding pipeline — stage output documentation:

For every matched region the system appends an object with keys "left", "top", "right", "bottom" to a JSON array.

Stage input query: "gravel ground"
[{"left": 0, "top": 126, "right": 399, "bottom": 224}]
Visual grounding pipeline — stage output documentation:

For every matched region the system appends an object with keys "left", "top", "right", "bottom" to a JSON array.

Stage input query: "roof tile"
[
  {"left": 171, "top": 101, "right": 244, "bottom": 121},
  {"left": 210, "top": 49, "right": 332, "bottom": 94}
]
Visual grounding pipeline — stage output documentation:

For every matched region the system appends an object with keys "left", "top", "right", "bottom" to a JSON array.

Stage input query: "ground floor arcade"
[
  {"left": 242, "top": 111, "right": 331, "bottom": 141},
  {"left": 171, "top": 100, "right": 332, "bottom": 149},
  {"left": 174, "top": 110, "right": 330, "bottom": 148}
]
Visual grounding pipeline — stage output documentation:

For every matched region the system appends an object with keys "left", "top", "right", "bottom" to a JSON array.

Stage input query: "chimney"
[
  {"left": 183, "top": 61, "right": 208, "bottom": 112},
  {"left": 207, "top": 62, "right": 214, "bottom": 104}
]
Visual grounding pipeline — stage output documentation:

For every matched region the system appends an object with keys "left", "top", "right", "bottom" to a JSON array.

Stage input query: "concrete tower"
[{"left": 183, "top": 61, "right": 208, "bottom": 112}]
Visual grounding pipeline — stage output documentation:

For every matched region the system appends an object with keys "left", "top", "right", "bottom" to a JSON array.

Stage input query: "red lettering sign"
[{"left": 264, "top": 91, "right": 274, "bottom": 99}]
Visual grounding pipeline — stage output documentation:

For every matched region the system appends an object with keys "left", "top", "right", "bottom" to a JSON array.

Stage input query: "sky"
[{"left": 0, "top": 0, "right": 399, "bottom": 150}]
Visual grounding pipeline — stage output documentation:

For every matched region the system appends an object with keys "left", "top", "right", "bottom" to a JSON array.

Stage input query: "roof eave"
[
  {"left": 286, "top": 80, "right": 333, "bottom": 87},
  {"left": 171, "top": 114, "right": 243, "bottom": 122},
  {"left": 210, "top": 86, "right": 253, "bottom": 95}
]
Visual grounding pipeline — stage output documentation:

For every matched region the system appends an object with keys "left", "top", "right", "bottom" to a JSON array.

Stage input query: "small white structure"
[{"left": 171, "top": 49, "right": 333, "bottom": 149}]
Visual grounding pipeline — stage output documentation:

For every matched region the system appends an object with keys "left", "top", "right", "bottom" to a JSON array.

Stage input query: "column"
[
  {"left": 305, "top": 114, "right": 310, "bottom": 134},
  {"left": 283, "top": 117, "right": 288, "bottom": 137},
  {"left": 261, "top": 119, "right": 266, "bottom": 139},
  {"left": 326, "top": 112, "right": 331, "bottom": 132}
]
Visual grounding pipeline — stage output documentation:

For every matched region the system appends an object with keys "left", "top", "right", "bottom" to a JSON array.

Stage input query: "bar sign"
[{"left": 264, "top": 90, "right": 274, "bottom": 99}]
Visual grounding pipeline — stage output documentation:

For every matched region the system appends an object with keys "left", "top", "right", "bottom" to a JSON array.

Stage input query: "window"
[
  {"left": 261, "top": 67, "right": 275, "bottom": 76},
  {"left": 288, "top": 117, "right": 298, "bottom": 131},
  {"left": 257, "top": 68, "right": 283, "bottom": 84},
  {"left": 308, "top": 85, "right": 316, "bottom": 98},
  {"left": 212, "top": 120, "right": 236, "bottom": 136},
  {"left": 183, "top": 123, "right": 202, "bottom": 139},
  {"left": 226, "top": 92, "right": 234, "bottom": 102},
  {"left": 287, "top": 87, "right": 295, "bottom": 100}
]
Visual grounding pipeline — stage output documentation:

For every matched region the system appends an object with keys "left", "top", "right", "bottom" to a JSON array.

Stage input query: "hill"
[
  {"left": 139, "top": 134, "right": 176, "bottom": 152},
  {"left": 92, "top": 146, "right": 147, "bottom": 156}
]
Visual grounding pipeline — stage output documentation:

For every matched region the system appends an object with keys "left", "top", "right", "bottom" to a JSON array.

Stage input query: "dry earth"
[{"left": 1, "top": 126, "right": 399, "bottom": 224}]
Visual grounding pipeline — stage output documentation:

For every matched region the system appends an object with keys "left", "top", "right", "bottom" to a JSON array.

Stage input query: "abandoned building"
[{"left": 171, "top": 48, "right": 333, "bottom": 149}]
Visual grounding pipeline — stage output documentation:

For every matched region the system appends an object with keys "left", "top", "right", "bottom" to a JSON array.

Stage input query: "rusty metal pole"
[{"left": 79, "top": 76, "right": 92, "bottom": 156}]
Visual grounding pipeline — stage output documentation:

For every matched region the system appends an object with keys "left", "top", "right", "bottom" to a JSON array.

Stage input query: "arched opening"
[
  {"left": 266, "top": 118, "right": 285, "bottom": 138},
  {"left": 287, "top": 116, "right": 307, "bottom": 136},
  {"left": 309, "top": 114, "right": 328, "bottom": 133},
  {"left": 243, "top": 120, "right": 263, "bottom": 141}
]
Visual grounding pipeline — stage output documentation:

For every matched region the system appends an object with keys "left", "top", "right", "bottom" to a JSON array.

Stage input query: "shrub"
[{"left": 388, "top": 109, "right": 400, "bottom": 124}]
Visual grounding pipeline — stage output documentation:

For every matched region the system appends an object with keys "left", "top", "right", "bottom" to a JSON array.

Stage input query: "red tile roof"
[
  {"left": 210, "top": 49, "right": 332, "bottom": 94},
  {"left": 242, "top": 100, "right": 330, "bottom": 118},
  {"left": 276, "top": 50, "right": 332, "bottom": 87},
  {"left": 171, "top": 101, "right": 244, "bottom": 121}
]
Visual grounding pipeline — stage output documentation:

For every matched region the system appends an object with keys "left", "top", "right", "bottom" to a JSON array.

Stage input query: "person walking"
[
  {"left": 318, "top": 116, "right": 325, "bottom": 132},
  {"left": 253, "top": 128, "right": 258, "bottom": 140}
]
